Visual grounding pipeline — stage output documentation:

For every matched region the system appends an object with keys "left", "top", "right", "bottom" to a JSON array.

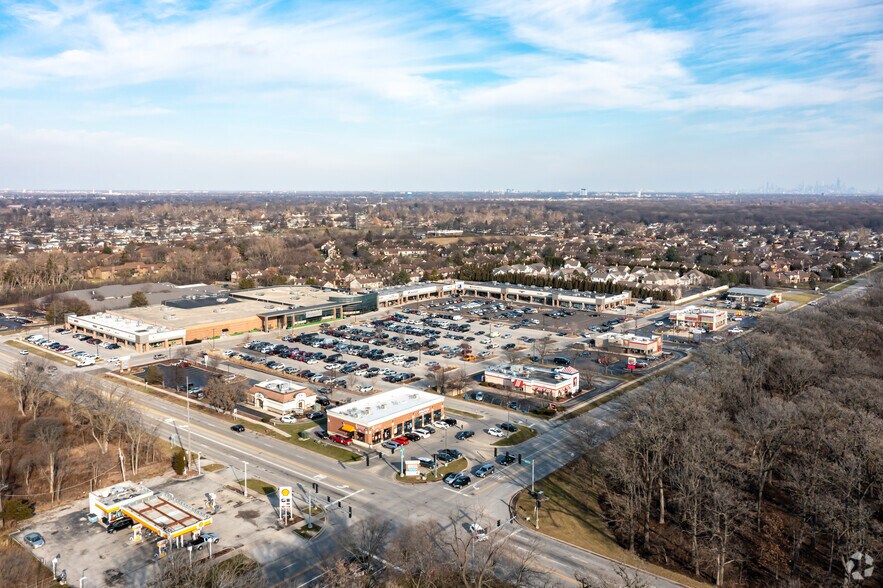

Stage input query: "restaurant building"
[{"left": 325, "top": 387, "right": 444, "bottom": 446}]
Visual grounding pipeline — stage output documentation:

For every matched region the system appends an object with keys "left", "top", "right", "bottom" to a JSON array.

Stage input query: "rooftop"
[
  {"left": 118, "top": 298, "right": 280, "bottom": 330},
  {"left": 252, "top": 379, "right": 308, "bottom": 395},
  {"left": 232, "top": 285, "right": 362, "bottom": 307},
  {"left": 727, "top": 287, "right": 777, "bottom": 296},
  {"left": 327, "top": 387, "right": 441, "bottom": 427},
  {"left": 68, "top": 311, "right": 184, "bottom": 340},
  {"left": 484, "top": 363, "right": 576, "bottom": 386},
  {"left": 41, "top": 282, "right": 221, "bottom": 312}
]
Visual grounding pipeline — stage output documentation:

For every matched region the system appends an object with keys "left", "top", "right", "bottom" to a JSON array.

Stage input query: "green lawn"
[
  {"left": 203, "top": 463, "right": 226, "bottom": 472},
  {"left": 516, "top": 462, "right": 707, "bottom": 588},
  {"left": 239, "top": 478, "right": 276, "bottom": 495},
  {"left": 446, "top": 407, "right": 484, "bottom": 419},
  {"left": 781, "top": 290, "right": 823, "bottom": 305},
  {"left": 492, "top": 427, "right": 537, "bottom": 446},
  {"left": 277, "top": 417, "right": 325, "bottom": 437},
  {"left": 293, "top": 437, "right": 363, "bottom": 462},
  {"left": 829, "top": 279, "right": 857, "bottom": 292}
]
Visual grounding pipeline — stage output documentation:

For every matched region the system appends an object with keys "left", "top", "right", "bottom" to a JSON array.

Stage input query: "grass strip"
[{"left": 492, "top": 427, "right": 537, "bottom": 446}]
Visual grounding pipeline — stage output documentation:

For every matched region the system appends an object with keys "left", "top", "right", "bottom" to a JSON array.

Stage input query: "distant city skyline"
[{"left": 1, "top": 1, "right": 881, "bottom": 191}]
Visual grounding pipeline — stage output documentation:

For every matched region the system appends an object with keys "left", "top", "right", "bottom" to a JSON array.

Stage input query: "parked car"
[
  {"left": 381, "top": 440, "right": 400, "bottom": 450},
  {"left": 392, "top": 436, "right": 410, "bottom": 446},
  {"left": 443, "top": 472, "right": 462, "bottom": 484},
  {"left": 500, "top": 423, "right": 518, "bottom": 432},
  {"left": 280, "top": 415, "right": 296, "bottom": 423},
  {"left": 187, "top": 533, "right": 220, "bottom": 550},
  {"left": 487, "top": 427, "right": 504, "bottom": 437},
  {"left": 417, "top": 456, "right": 437, "bottom": 468},
  {"left": 330, "top": 434, "right": 353, "bottom": 446},
  {"left": 103, "top": 516, "right": 135, "bottom": 533},
  {"left": 23, "top": 532, "right": 45, "bottom": 548},
  {"left": 455, "top": 430, "right": 474, "bottom": 440}
]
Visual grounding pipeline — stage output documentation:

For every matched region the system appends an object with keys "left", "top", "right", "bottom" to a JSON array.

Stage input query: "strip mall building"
[
  {"left": 325, "top": 387, "right": 444, "bottom": 446},
  {"left": 668, "top": 305, "right": 728, "bottom": 331}
]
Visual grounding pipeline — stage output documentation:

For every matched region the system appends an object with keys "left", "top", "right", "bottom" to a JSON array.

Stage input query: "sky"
[{"left": 0, "top": 0, "right": 882, "bottom": 192}]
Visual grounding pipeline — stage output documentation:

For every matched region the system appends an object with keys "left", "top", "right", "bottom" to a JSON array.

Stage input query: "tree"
[
  {"left": 237, "top": 277, "right": 256, "bottom": 290},
  {"left": 145, "top": 365, "right": 164, "bottom": 386},
  {"left": 1, "top": 498, "right": 34, "bottom": 525},
  {"left": 391, "top": 270, "right": 411, "bottom": 286},
  {"left": 172, "top": 448, "right": 187, "bottom": 475},
  {"left": 23, "top": 417, "right": 66, "bottom": 502},
  {"left": 531, "top": 335, "right": 553, "bottom": 362},
  {"left": 10, "top": 359, "right": 51, "bottom": 418},
  {"left": 71, "top": 383, "right": 131, "bottom": 455},
  {"left": 129, "top": 290, "right": 149, "bottom": 307},
  {"left": 203, "top": 378, "right": 247, "bottom": 414},
  {"left": 148, "top": 550, "right": 265, "bottom": 588}
]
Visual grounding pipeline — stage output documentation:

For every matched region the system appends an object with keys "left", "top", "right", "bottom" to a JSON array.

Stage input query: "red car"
[
  {"left": 330, "top": 434, "right": 353, "bottom": 446},
  {"left": 392, "top": 436, "right": 410, "bottom": 446}
]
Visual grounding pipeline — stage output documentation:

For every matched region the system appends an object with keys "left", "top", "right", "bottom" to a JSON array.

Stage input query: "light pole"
[
  {"left": 52, "top": 555, "right": 59, "bottom": 579},
  {"left": 79, "top": 571, "right": 87, "bottom": 588},
  {"left": 186, "top": 376, "right": 192, "bottom": 473},
  {"left": 243, "top": 461, "right": 248, "bottom": 497},
  {"left": 524, "top": 458, "right": 535, "bottom": 493}
]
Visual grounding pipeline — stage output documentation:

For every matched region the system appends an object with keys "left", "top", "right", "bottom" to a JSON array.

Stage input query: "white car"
[
  {"left": 414, "top": 428, "right": 432, "bottom": 437},
  {"left": 18, "top": 349, "right": 28, "bottom": 355},
  {"left": 487, "top": 427, "right": 504, "bottom": 437},
  {"left": 469, "top": 523, "right": 488, "bottom": 542},
  {"left": 433, "top": 420, "right": 450, "bottom": 429},
  {"left": 729, "top": 328, "right": 744, "bottom": 334},
  {"left": 358, "top": 385, "right": 374, "bottom": 393},
  {"left": 280, "top": 415, "right": 296, "bottom": 423},
  {"left": 654, "top": 321, "right": 665, "bottom": 327}
]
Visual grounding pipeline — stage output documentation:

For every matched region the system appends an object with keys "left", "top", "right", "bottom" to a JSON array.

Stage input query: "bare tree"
[
  {"left": 502, "top": 346, "right": 523, "bottom": 365},
  {"left": 531, "top": 335, "right": 553, "bottom": 362},
  {"left": 148, "top": 550, "right": 265, "bottom": 588},
  {"left": 203, "top": 378, "right": 247, "bottom": 414},
  {"left": 10, "top": 358, "right": 51, "bottom": 418},
  {"left": 23, "top": 417, "right": 66, "bottom": 501},
  {"left": 70, "top": 382, "right": 130, "bottom": 455}
]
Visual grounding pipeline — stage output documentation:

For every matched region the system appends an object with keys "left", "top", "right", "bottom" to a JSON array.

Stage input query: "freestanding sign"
[
  {"left": 404, "top": 460, "right": 420, "bottom": 477},
  {"left": 279, "top": 486, "right": 294, "bottom": 521}
]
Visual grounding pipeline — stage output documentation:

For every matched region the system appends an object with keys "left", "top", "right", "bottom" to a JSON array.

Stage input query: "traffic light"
[
  {"left": 518, "top": 454, "right": 522, "bottom": 464},
  {"left": 494, "top": 447, "right": 498, "bottom": 457},
  {"left": 366, "top": 454, "right": 370, "bottom": 467},
  {"left": 348, "top": 506, "right": 353, "bottom": 519}
]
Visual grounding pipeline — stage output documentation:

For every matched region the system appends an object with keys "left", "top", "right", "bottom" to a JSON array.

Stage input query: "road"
[{"left": 0, "top": 331, "right": 694, "bottom": 588}]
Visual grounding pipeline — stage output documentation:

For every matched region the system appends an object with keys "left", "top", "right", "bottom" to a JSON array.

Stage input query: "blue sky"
[{"left": 0, "top": 0, "right": 881, "bottom": 191}]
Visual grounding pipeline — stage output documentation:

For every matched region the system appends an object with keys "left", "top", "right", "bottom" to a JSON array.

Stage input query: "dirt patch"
[{"left": 236, "top": 509, "right": 261, "bottom": 521}]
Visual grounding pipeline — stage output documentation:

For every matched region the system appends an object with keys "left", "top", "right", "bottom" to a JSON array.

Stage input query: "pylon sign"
[{"left": 279, "top": 486, "right": 294, "bottom": 521}]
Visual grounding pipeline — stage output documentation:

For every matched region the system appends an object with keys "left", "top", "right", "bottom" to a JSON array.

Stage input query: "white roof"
[
  {"left": 253, "top": 379, "right": 307, "bottom": 394},
  {"left": 68, "top": 312, "right": 186, "bottom": 343},
  {"left": 327, "top": 387, "right": 441, "bottom": 427}
]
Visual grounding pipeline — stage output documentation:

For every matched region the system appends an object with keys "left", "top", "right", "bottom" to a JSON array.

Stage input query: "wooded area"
[{"left": 582, "top": 282, "right": 883, "bottom": 586}]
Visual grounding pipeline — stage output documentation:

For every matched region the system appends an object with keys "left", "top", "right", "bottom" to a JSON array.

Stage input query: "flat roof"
[
  {"left": 253, "top": 379, "right": 308, "bottom": 394},
  {"left": 40, "top": 283, "right": 221, "bottom": 312},
  {"left": 125, "top": 492, "right": 211, "bottom": 538},
  {"left": 68, "top": 312, "right": 186, "bottom": 342},
  {"left": 232, "top": 285, "right": 362, "bottom": 307},
  {"left": 669, "top": 305, "right": 726, "bottom": 316},
  {"left": 727, "top": 287, "right": 776, "bottom": 296},
  {"left": 484, "top": 363, "right": 576, "bottom": 386},
  {"left": 118, "top": 298, "right": 278, "bottom": 330},
  {"left": 600, "top": 333, "right": 660, "bottom": 345},
  {"left": 327, "top": 387, "right": 442, "bottom": 427},
  {"left": 91, "top": 481, "right": 153, "bottom": 510}
]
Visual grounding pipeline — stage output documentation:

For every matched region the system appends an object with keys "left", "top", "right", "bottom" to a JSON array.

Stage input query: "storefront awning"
[{"left": 340, "top": 424, "right": 356, "bottom": 433}]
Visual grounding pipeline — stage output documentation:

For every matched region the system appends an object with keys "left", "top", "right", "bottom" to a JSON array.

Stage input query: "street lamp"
[{"left": 243, "top": 461, "right": 248, "bottom": 497}]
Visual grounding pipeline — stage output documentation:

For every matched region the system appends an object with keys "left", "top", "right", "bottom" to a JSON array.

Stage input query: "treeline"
[
  {"left": 0, "top": 362, "right": 164, "bottom": 526},
  {"left": 584, "top": 281, "right": 883, "bottom": 585},
  {"left": 456, "top": 265, "right": 676, "bottom": 301}
]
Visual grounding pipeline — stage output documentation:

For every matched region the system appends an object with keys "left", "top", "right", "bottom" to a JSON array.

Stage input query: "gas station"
[{"left": 88, "top": 481, "right": 214, "bottom": 556}]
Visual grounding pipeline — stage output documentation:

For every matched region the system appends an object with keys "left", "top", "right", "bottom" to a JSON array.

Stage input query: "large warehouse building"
[{"left": 325, "top": 387, "right": 444, "bottom": 446}]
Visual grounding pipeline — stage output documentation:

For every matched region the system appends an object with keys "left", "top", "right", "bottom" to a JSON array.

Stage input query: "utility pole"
[
  {"left": 186, "top": 375, "right": 192, "bottom": 473},
  {"left": 243, "top": 461, "right": 248, "bottom": 497}
]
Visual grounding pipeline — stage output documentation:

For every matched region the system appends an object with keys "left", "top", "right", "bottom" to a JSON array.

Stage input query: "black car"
[
  {"left": 231, "top": 424, "right": 246, "bottom": 432},
  {"left": 316, "top": 396, "right": 331, "bottom": 406},
  {"left": 454, "top": 430, "right": 474, "bottom": 440},
  {"left": 442, "top": 448, "right": 462, "bottom": 459},
  {"left": 103, "top": 516, "right": 134, "bottom": 533},
  {"left": 450, "top": 475, "right": 471, "bottom": 489},
  {"left": 498, "top": 454, "right": 516, "bottom": 466},
  {"left": 403, "top": 432, "right": 421, "bottom": 442},
  {"left": 315, "top": 430, "right": 331, "bottom": 440},
  {"left": 436, "top": 451, "right": 455, "bottom": 463},
  {"left": 500, "top": 423, "right": 518, "bottom": 432},
  {"left": 442, "top": 417, "right": 457, "bottom": 426}
]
